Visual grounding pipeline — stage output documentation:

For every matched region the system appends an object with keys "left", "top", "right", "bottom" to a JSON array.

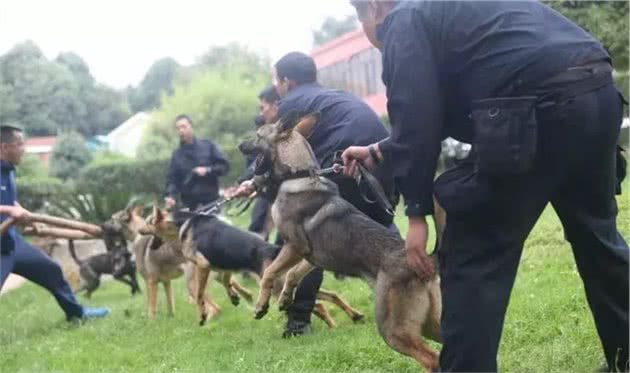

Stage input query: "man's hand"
[
  {"left": 341, "top": 144, "right": 380, "bottom": 177},
  {"left": 164, "top": 197, "right": 177, "bottom": 209},
  {"left": 9, "top": 205, "right": 31, "bottom": 223},
  {"left": 224, "top": 180, "right": 255, "bottom": 199},
  {"left": 406, "top": 216, "right": 435, "bottom": 281},
  {"left": 193, "top": 166, "right": 208, "bottom": 176}
]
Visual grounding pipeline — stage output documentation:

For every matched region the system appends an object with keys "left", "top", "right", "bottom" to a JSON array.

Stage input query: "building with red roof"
[
  {"left": 24, "top": 136, "right": 57, "bottom": 165},
  {"left": 310, "top": 29, "right": 387, "bottom": 116}
]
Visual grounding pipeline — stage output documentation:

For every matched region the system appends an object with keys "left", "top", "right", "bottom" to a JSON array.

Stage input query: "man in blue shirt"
[
  {"left": 343, "top": 1, "right": 628, "bottom": 371},
  {"left": 0, "top": 125, "right": 110, "bottom": 321}
]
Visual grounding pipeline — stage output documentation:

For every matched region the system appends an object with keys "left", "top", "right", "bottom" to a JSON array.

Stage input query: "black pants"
[
  {"left": 285, "top": 176, "right": 398, "bottom": 324},
  {"left": 0, "top": 234, "right": 84, "bottom": 319},
  {"left": 435, "top": 83, "right": 629, "bottom": 371},
  {"left": 248, "top": 197, "right": 271, "bottom": 237}
]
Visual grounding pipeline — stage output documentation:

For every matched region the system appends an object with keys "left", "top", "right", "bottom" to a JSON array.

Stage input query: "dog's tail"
[{"left": 68, "top": 239, "right": 82, "bottom": 265}]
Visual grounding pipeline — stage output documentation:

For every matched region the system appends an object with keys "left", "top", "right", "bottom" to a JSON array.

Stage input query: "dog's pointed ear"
[
  {"left": 277, "top": 110, "right": 303, "bottom": 133},
  {"left": 155, "top": 207, "right": 166, "bottom": 224},
  {"left": 131, "top": 204, "right": 144, "bottom": 217},
  {"left": 294, "top": 112, "right": 320, "bottom": 139},
  {"left": 151, "top": 205, "right": 160, "bottom": 223}
]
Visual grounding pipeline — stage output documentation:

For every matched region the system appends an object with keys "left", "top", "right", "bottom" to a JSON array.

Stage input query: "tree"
[
  {"left": 49, "top": 132, "right": 92, "bottom": 180},
  {"left": 312, "top": 15, "right": 358, "bottom": 47},
  {"left": 137, "top": 65, "right": 268, "bottom": 185},
  {"left": 0, "top": 41, "right": 130, "bottom": 137},
  {"left": 128, "top": 57, "right": 180, "bottom": 112},
  {"left": 544, "top": 1, "right": 629, "bottom": 71}
]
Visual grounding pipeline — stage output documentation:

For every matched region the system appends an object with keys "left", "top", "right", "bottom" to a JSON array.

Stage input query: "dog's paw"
[
  {"left": 352, "top": 313, "right": 365, "bottom": 323},
  {"left": 254, "top": 303, "right": 269, "bottom": 320},
  {"left": 277, "top": 292, "right": 294, "bottom": 311},
  {"left": 230, "top": 294, "right": 240, "bottom": 307},
  {"left": 199, "top": 313, "right": 208, "bottom": 326},
  {"left": 278, "top": 299, "right": 292, "bottom": 312}
]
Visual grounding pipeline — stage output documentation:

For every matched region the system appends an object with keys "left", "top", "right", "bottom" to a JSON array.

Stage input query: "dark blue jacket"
[
  {"left": 377, "top": 0, "right": 609, "bottom": 216},
  {"left": 277, "top": 83, "right": 389, "bottom": 167},
  {"left": 1, "top": 160, "right": 17, "bottom": 254},
  {"left": 165, "top": 138, "right": 230, "bottom": 206}
]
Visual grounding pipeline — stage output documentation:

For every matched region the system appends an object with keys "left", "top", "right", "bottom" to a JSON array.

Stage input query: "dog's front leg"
[
  {"left": 278, "top": 259, "right": 315, "bottom": 311},
  {"left": 113, "top": 275, "right": 137, "bottom": 295},
  {"left": 220, "top": 272, "right": 240, "bottom": 306},
  {"left": 146, "top": 278, "right": 158, "bottom": 319},
  {"left": 254, "top": 243, "right": 303, "bottom": 320},
  {"left": 163, "top": 281, "right": 175, "bottom": 316}
]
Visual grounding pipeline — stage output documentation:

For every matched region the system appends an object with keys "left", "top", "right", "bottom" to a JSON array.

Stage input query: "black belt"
[
  {"left": 532, "top": 60, "right": 614, "bottom": 106},
  {"left": 540, "top": 60, "right": 612, "bottom": 87}
]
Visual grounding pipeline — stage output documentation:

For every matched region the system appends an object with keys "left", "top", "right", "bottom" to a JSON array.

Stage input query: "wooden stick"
[
  {"left": 0, "top": 217, "right": 16, "bottom": 236},
  {"left": 27, "top": 213, "right": 103, "bottom": 237},
  {"left": 22, "top": 225, "right": 96, "bottom": 240}
]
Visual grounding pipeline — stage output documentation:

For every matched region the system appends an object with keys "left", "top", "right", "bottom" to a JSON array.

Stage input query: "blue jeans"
[{"left": 0, "top": 234, "right": 83, "bottom": 319}]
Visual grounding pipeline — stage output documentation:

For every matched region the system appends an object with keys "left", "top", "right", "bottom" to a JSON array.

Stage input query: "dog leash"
[{"left": 317, "top": 161, "right": 394, "bottom": 217}]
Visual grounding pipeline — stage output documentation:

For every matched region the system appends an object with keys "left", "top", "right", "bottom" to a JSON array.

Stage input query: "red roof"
[
  {"left": 25, "top": 136, "right": 57, "bottom": 147},
  {"left": 311, "top": 29, "right": 373, "bottom": 69}
]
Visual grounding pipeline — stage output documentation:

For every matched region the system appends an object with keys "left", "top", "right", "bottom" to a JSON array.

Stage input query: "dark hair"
[
  {"left": 174, "top": 114, "right": 193, "bottom": 125},
  {"left": 274, "top": 52, "right": 317, "bottom": 85},
  {"left": 350, "top": 1, "right": 399, "bottom": 17},
  {"left": 258, "top": 85, "right": 280, "bottom": 104},
  {"left": 0, "top": 125, "right": 23, "bottom": 144}
]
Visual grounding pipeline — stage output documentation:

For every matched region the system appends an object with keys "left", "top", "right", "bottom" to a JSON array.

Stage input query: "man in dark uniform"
[
  {"left": 0, "top": 125, "right": 110, "bottom": 321},
  {"left": 236, "top": 86, "right": 280, "bottom": 240},
  {"left": 164, "top": 114, "right": 230, "bottom": 210},
  {"left": 229, "top": 52, "right": 399, "bottom": 337},
  {"left": 343, "top": 1, "right": 629, "bottom": 371}
]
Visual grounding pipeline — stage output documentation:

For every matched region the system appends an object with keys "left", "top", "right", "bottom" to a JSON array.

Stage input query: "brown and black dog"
[
  {"left": 109, "top": 206, "right": 219, "bottom": 320},
  {"left": 140, "top": 206, "right": 365, "bottom": 329},
  {"left": 239, "top": 112, "right": 444, "bottom": 371}
]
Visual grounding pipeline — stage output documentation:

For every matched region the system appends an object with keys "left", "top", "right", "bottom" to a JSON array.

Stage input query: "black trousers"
[
  {"left": 435, "top": 83, "right": 628, "bottom": 371},
  {"left": 285, "top": 175, "right": 398, "bottom": 324},
  {"left": 0, "top": 234, "right": 84, "bottom": 319},
  {"left": 248, "top": 197, "right": 271, "bottom": 237}
]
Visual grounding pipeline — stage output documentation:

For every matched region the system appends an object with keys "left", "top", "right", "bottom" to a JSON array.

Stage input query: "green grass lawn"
[{"left": 1, "top": 180, "right": 628, "bottom": 373}]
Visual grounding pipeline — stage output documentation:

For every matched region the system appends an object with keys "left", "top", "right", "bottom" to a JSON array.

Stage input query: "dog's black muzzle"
[{"left": 239, "top": 141, "right": 272, "bottom": 176}]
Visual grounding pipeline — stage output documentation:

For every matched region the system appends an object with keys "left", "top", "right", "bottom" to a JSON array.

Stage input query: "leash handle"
[{"left": 356, "top": 162, "right": 395, "bottom": 217}]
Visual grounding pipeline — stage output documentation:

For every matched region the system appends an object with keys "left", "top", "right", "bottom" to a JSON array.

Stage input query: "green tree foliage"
[
  {"left": 0, "top": 41, "right": 130, "bottom": 137},
  {"left": 544, "top": 1, "right": 629, "bottom": 72},
  {"left": 16, "top": 154, "right": 48, "bottom": 179},
  {"left": 49, "top": 131, "right": 92, "bottom": 180},
  {"left": 128, "top": 57, "right": 181, "bottom": 113},
  {"left": 312, "top": 15, "right": 358, "bottom": 47}
]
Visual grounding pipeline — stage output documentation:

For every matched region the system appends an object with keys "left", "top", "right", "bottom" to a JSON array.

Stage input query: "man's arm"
[
  {"left": 207, "top": 141, "right": 230, "bottom": 177},
  {"left": 378, "top": 9, "right": 444, "bottom": 217},
  {"left": 164, "top": 155, "right": 179, "bottom": 199},
  {"left": 0, "top": 204, "right": 30, "bottom": 221},
  {"left": 237, "top": 154, "right": 257, "bottom": 184}
]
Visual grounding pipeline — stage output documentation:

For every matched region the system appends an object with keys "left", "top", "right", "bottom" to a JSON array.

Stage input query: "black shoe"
[{"left": 282, "top": 319, "right": 312, "bottom": 338}]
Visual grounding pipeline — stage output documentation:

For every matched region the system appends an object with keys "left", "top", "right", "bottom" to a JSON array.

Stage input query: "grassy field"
[{"left": 0, "top": 180, "right": 628, "bottom": 373}]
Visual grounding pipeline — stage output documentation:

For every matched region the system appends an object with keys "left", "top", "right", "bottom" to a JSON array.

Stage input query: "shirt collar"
[{"left": 180, "top": 137, "right": 198, "bottom": 148}]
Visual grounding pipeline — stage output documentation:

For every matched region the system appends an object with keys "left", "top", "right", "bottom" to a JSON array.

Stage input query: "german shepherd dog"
[
  {"left": 139, "top": 207, "right": 365, "bottom": 329},
  {"left": 68, "top": 239, "right": 140, "bottom": 298},
  {"left": 109, "top": 206, "right": 219, "bottom": 320},
  {"left": 239, "top": 112, "right": 443, "bottom": 371}
]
